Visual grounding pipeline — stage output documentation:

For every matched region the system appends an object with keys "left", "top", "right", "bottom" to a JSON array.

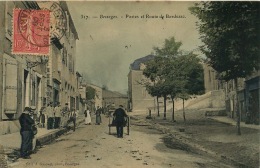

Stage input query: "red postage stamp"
[{"left": 12, "top": 9, "right": 50, "bottom": 55}]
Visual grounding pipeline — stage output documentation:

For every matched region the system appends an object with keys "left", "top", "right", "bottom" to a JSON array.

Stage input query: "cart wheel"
[
  {"left": 127, "top": 116, "right": 130, "bottom": 135},
  {"left": 109, "top": 116, "right": 111, "bottom": 135}
]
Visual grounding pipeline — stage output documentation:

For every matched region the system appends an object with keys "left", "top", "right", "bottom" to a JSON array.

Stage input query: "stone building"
[
  {"left": 203, "top": 62, "right": 259, "bottom": 124},
  {"left": 102, "top": 89, "right": 128, "bottom": 111},
  {"left": 78, "top": 82, "right": 88, "bottom": 113},
  {"left": 128, "top": 55, "right": 155, "bottom": 112},
  {"left": 244, "top": 70, "right": 260, "bottom": 124},
  {"left": 0, "top": 1, "right": 80, "bottom": 134},
  {"left": 202, "top": 63, "right": 225, "bottom": 109},
  {"left": 203, "top": 63, "right": 223, "bottom": 93},
  {"left": 88, "top": 84, "right": 103, "bottom": 110},
  {"left": 0, "top": 1, "right": 49, "bottom": 135},
  {"left": 37, "top": 2, "right": 79, "bottom": 110}
]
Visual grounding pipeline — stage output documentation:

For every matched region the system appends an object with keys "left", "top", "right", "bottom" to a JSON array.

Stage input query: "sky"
[{"left": 67, "top": 1, "right": 202, "bottom": 94}]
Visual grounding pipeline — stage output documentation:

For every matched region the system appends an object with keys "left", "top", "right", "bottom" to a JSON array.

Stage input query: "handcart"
[{"left": 108, "top": 115, "right": 130, "bottom": 135}]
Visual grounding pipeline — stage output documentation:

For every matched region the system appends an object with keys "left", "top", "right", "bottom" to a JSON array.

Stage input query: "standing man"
[
  {"left": 39, "top": 107, "right": 46, "bottom": 128},
  {"left": 54, "top": 102, "right": 62, "bottom": 129},
  {"left": 61, "top": 103, "right": 70, "bottom": 127},
  {"left": 28, "top": 106, "right": 37, "bottom": 152},
  {"left": 46, "top": 102, "right": 54, "bottom": 130},
  {"left": 19, "top": 107, "right": 35, "bottom": 159},
  {"left": 69, "top": 108, "right": 77, "bottom": 132},
  {"left": 113, "top": 105, "right": 128, "bottom": 138}
]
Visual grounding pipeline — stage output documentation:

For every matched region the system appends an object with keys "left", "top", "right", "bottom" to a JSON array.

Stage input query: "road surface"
[{"left": 10, "top": 115, "right": 234, "bottom": 168}]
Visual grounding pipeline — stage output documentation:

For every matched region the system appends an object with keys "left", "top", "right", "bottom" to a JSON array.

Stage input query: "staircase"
[{"left": 166, "top": 90, "right": 225, "bottom": 112}]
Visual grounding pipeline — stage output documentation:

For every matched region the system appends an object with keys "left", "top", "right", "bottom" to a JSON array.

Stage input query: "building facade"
[
  {"left": 203, "top": 62, "right": 259, "bottom": 124},
  {"left": 128, "top": 55, "right": 155, "bottom": 112},
  {"left": 38, "top": 2, "right": 79, "bottom": 110},
  {"left": 102, "top": 89, "right": 128, "bottom": 111},
  {"left": 88, "top": 84, "right": 103, "bottom": 110},
  {"left": 244, "top": 71, "right": 260, "bottom": 124},
  {"left": 0, "top": 1, "right": 80, "bottom": 135}
]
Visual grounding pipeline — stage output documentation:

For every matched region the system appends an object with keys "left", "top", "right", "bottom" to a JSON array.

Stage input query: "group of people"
[
  {"left": 19, "top": 104, "right": 128, "bottom": 159},
  {"left": 38, "top": 102, "right": 78, "bottom": 131},
  {"left": 87, "top": 105, "right": 128, "bottom": 138},
  {"left": 19, "top": 102, "right": 78, "bottom": 159}
]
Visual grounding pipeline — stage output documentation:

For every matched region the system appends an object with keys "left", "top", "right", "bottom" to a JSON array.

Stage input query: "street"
[
  {"left": 0, "top": 2, "right": 258, "bottom": 168},
  {"left": 10, "top": 115, "right": 235, "bottom": 168}
]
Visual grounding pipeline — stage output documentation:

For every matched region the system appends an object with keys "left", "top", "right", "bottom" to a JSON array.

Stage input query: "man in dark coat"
[
  {"left": 113, "top": 105, "right": 128, "bottom": 138},
  {"left": 19, "top": 107, "right": 35, "bottom": 159}
]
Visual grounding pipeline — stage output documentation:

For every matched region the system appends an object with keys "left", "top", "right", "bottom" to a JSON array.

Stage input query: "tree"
[
  {"left": 86, "top": 86, "right": 96, "bottom": 101},
  {"left": 143, "top": 57, "right": 165, "bottom": 117},
  {"left": 152, "top": 37, "right": 183, "bottom": 120},
  {"left": 144, "top": 37, "right": 204, "bottom": 121},
  {"left": 86, "top": 86, "right": 96, "bottom": 112},
  {"left": 190, "top": 2, "right": 260, "bottom": 135},
  {"left": 174, "top": 53, "right": 205, "bottom": 122},
  {"left": 165, "top": 57, "right": 187, "bottom": 122}
]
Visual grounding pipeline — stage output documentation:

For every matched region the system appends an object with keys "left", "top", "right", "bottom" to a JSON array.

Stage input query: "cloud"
[{"left": 68, "top": 1, "right": 201, "bottom": 92}]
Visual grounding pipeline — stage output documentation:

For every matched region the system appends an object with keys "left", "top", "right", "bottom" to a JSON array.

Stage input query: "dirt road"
[
  {"left": 143, "top": 108, "right": 259, "bottom": 168},
  {"left": 10, "top": 115, "right": 234, "bottom": 168}
]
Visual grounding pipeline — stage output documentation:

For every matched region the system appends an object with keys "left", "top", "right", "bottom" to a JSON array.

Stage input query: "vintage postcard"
[{"left": 0, "top": 1, "right": 259, "bottom": 168}]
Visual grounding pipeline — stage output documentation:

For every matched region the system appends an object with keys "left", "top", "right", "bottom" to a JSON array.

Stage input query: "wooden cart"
[{"left": 108, "top": 116, "right": 130, "bottom": 135}]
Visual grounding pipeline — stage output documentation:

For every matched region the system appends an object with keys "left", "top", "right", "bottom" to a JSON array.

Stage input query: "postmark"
[
  {"left": 37, "top": 2, "right": 67, "bottom": 43},
  {"left": 48, "top": 2, "right": 67, "bottom": 40}
]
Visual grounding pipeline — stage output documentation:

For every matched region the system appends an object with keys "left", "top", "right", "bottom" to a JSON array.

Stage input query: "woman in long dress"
[
  {"left": 95, "top": 108, "right": 101, "bottom": 125},
  {"left": 84, "top": 109, "right": 91, "bottom": 125}
]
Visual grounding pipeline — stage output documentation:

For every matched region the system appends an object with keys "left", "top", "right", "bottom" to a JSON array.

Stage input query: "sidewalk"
[
  {"left": 0, "top": 115, "right": 85, "bottom": 165},
  {"left": 129, "top": 110, "right": 260, "bottom": 130},
  {"left": 208, "top": 116, "right": 260, "bottom": 130}
]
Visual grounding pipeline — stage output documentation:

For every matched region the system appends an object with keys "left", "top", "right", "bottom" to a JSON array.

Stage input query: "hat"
[
  {"left": 30, "top": 106, "right": 36, "bottom": 111},
  {"left": 119, "top": 105, "right": 123, "bottom": 108},
  {"left": 24, "top": 107, "right": 31, "bottom": 112}
]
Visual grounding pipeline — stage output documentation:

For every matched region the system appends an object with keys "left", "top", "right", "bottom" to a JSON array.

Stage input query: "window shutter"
[{"left": 4, "top": 59, "right": 18, "bottom": 114}]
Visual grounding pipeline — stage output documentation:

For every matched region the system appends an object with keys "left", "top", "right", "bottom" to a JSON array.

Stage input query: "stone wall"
[{"left": 0, "top": 120, "right": 20, "bottom": 135}]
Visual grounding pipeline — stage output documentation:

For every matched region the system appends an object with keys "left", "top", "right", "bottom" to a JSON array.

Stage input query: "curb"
[
  {"left": 2, "top": 117, "right": 85, "bottom": 167},
  {"left": 0, "top": 145, "right": 8, "bottom": 168},
  {"left": 36, "top": 117, "right": 85, "bottom": 146}
]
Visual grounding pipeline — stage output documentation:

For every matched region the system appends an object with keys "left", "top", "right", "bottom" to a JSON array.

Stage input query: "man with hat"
[
  {"left": 113, "top": 105, "right": 128, "bottom": 138},
  {"left": 61, "top": 103, "right": 70, "bottom": 127},
  {"left": 54, "top": 102, "right": 62, "bottom": 129},
  {"left": 46, "top": 102, "right": 54, "bottom": 129},
  {"left": 19, "top": 106, "right": 36, "bottom": 159}
]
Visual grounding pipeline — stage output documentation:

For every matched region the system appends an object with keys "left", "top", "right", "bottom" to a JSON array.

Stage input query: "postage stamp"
[
  {"left": 12, "top": 2, "right": 67, "bottom": 55},
  {"left": 12, "top": 9, "right": 50, "bottom": 55}
]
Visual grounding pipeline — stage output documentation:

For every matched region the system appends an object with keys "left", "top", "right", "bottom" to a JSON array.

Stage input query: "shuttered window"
[{"left": 4, "top": 59, "right": 18, "bottom": 114}]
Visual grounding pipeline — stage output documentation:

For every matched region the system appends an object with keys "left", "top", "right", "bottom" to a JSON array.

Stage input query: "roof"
[
  {"left": 103, "top": 89, "right": 127, "bottom": 98},
  {"left": 130, "top": 55, "right": 155, "bottom": 70}
]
